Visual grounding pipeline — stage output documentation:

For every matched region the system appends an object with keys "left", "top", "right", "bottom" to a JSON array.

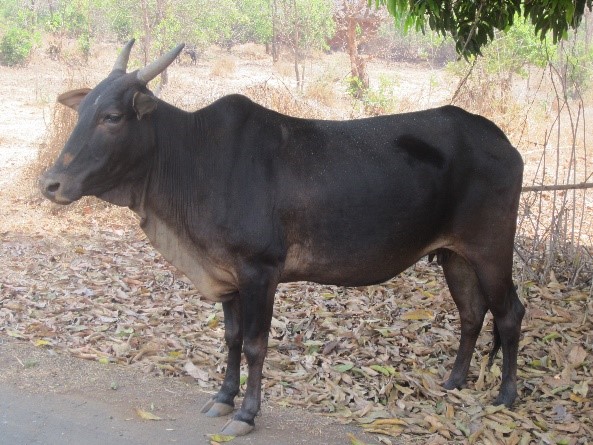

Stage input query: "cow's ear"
[
  {"left": 133, "top": 92, "right": 157, "bottom": 120},
  {"left": 57, "top": 88, "right": 92, "bottom": 111}
]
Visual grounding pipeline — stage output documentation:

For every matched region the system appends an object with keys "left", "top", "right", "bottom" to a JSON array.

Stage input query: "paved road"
[{"left": 0, "top": 337, "right": 377, "bottom": 445}]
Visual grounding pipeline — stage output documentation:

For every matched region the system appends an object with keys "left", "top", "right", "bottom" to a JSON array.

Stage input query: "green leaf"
[
  {"left": 334, "top": 363, "right": 354, "bottom": 373},
  {"left": 370, "top": 365, "right": 396, "bottom": 376},
  {"left": 542, "top": 332, "right": 561, "bottom": 342}
]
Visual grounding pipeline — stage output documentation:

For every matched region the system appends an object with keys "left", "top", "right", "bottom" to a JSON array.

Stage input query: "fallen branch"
[{"left": 522, "top": 182, "right": 593, "bottom": 192}]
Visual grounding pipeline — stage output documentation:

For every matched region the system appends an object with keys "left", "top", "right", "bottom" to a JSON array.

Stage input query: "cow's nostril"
[{"left": 46, "top": 182, "right": 60, "bottom": 193}]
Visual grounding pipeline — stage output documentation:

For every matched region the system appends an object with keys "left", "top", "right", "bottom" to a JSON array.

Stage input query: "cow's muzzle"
[{"left": 39, "top": 173, "right": 80, "bottom": 205}]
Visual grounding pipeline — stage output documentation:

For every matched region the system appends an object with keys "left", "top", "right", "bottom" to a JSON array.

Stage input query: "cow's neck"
[
  {"left": 100, "top": 101, "right": 205, "bottom": 218},
  {"left": 127, "top": 102, "right": 235, "bottom": 299},
  {"left": 98, "top": 179, "right": 146, "bottom": 209},
  {"left": 143, "top": 101, "right": 205, "bottom": 226}
]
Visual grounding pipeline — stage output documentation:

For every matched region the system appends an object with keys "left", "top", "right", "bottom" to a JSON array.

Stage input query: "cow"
[{"left": 40, "top": 40, "right": 525, "bottom": 436}]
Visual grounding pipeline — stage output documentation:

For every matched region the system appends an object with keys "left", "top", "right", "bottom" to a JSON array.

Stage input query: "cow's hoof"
[
  {"left": 441, "top": 378, "right": 464, "bottom": 390},
  {"left": 200, "top": 398, "right": 234, "bottom": 417},
  {"left": 221, "top": 419, "right": 254, "bottom": 436},
  {"left": 493, "top": 390, "right": 516, "bottom": 408}
]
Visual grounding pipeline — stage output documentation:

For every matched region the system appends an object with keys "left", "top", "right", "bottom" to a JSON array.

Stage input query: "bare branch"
[{"left": 522, "top": 182, "right": 593, "bottom": 192}]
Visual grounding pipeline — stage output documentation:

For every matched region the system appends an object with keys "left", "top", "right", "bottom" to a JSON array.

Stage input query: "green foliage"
[
  {"left": 236, "top": 0, "right": 273, "bottom": 44},
  {"left": 108, "top": 9, "right": 134, "bottom": 42},
  {"left": 448, "top": 15, "right": 593, "bottom": 98},
  {"left": 347, "top": 75, "right": 398, "bottom": 115},
  {"left": 78, "top": 31, "right": 91, "bottom": 61},
  {"left": 0, "top": 26, "right": 34, "bottom": 66},
  {"left": 233, "top": 0, "right": 335, "bottom": 51},
  {"left": 273, "top": 0, "right": 335, "bottom": 53},
  {"left": 190, "top": 0, "right": 239, "bottom": 46},
  {"left": 153, "top": 12, "right": 181, "bottom": 54},
  {"left": 379, "top": 17, "right": 456, "bottom": 65},
  {"left": 375, "top": 0, "right": 593, "bottom": 58},
  {"left": 45, "top": 0, "right": 89, "bottom": 37},
  {"left": 162, "top": 0, "right": 241, "bottom": 49},
  {"left": 554, "top": 30, "right": 593, "bottom": 98},
  {"left": 478, "top": 18, "right": 555, "bottom": 78},
  {"left": 1, "top": 0, "right": 37, "bottom": 29}
]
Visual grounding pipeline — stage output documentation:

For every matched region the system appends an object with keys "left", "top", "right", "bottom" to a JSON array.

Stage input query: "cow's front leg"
[
  {"left": 201, "top": 295, "right": 242, "bottom": 417},
  {"left": 221, "top": 269, "right": 277, "bottom": 436}
]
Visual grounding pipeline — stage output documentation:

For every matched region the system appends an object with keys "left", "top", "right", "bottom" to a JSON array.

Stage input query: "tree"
[
  {"left": 273, "top": 0, "right": 334, "bottom": 90},
  {"left": 375, "top": 0, "right": 593, "bottom": 58},
  {"left": 335, "top": 0, "right": 387, "bottom": 94}
]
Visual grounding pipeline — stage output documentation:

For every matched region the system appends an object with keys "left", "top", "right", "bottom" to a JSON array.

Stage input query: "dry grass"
[
  {"left": 242, "top": 82, "right": 327, "bottom": 119},
  {"left": 273, "top": 61, "right": 295, "bottom": 78},
  {"left": 210, "top": 56, "right": 236, "bottom": 77},
  {"left": 305, "top": 78, "right": 338, "bottom": 108},
  {"left": 28, "top": 105, "right": 76, "bottom": 180},
  {"left": 21, "top": 84, "right": 111, "bottom": 214},
  {"left": 450, "top": 66, "right": 528, "bottom": 141},
  {"left": 232, "top": 43, "right": 269, "bottom": 60}
]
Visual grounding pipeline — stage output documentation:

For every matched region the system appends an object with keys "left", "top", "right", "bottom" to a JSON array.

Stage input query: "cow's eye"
[{"left": 104, "top": 113, "right": 123, "bottom": 124}]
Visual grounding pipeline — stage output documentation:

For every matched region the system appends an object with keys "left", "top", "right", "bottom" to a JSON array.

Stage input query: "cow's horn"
[
  {"left": 113, "top": 39, "right": 135, "bottom": 72},
  {"left": 137, "top": 43, "right": 185, "bottom": 84}
]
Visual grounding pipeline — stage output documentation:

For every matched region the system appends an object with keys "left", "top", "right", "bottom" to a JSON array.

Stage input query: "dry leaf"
[
  {"left": 207, "top": 434, "right": 235, "bottom": 442},
  {"left": 567, "top": 345, "right": 587, "bottom": 366},
  {"left": 402, "top": 309, "right": 434, "bottom": 320},
  {"left": 348, "top": 433, "right": 370, "bottom": 445},
  {"left": 136, "top": 408, "right": 162, "bottom": 421},
  {"left": 184, "top": 360, "right": 209, "bottom": 381}
]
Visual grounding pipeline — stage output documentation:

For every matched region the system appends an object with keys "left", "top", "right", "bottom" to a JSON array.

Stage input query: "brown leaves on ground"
[{"left": 1, "top": 205, "right": 592, "bottom": 445}]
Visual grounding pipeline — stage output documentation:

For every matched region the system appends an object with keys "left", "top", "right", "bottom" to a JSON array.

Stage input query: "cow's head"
[{"left": 40, "top": 39, "right": 184, "bottom": 204}]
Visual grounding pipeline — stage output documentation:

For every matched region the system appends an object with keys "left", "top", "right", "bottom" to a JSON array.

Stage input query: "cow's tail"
[{"left": 488, "top": 320, "right": 502, "bottom": 367}]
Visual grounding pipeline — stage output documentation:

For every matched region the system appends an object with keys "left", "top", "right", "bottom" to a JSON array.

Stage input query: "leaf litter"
[{"left": 1, "top": 203, "right": 592, "bottom": 444}]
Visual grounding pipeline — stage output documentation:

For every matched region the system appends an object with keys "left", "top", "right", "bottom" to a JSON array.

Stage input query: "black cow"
[{"left": 40, "top": 40, "right": 525, "bottom": 436}]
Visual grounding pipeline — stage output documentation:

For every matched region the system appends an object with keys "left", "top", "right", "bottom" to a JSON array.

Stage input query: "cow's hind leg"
[
  {"left": 201, "top": 296, "right": 242, "bottom": 417},
  {"left": 473, "top": 263, "right": 524, "bottom": 407},
  {"left": 441, "top": 250, "right": 489, "bottom": 390},
  {"left": 468, "top": 246, "right": 525, "bottom": 407}
]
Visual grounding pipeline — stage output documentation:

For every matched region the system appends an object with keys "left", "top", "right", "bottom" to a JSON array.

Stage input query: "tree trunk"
[
  {"left": 292, "top": 0, "right": 302, "bottom": 91},
  {"left": 140, "top": 0, "right": 151, "bottom": 65},
  {"left": 271, "top": 0, "right": 279, "bottom": 63},
  {"left": 346, "top": 16, "right": 368, "bottom": 95}
]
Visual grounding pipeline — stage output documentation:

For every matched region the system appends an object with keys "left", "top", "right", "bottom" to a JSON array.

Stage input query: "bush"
[
  {"left": 0, "top": 27, "right": 34, "bottom": 66},
  {"left": 347, "top": 75, "right": 398, "bottom": 116}
]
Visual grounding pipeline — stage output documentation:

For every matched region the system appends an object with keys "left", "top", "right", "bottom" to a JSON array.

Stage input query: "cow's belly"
[
  {"left": 280, "top": 204, "right": 450, "bottom": 287},
  {"left": 282, "top": 239, "right": 447, "bottom": 286},
  {"left": 140, "top": 214, "right": 237, "bottom": 301}
]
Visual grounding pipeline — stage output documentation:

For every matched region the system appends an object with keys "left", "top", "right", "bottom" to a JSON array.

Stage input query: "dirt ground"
[{"left": 0, "top": 336, "right": 377, "bottom": 445}]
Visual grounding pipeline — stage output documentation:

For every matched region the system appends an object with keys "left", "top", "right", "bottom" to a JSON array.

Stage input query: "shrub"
[
  {"left": 78, "top": 32, "right": 91, "bottom": 62},
  {"left": 347, "top": 75, "right": 398, "bottom": 116},
  {"left": 0, "top": 27, "right": 34, "bottom": 66}
]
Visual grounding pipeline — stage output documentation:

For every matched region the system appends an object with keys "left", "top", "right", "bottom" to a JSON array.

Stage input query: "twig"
[
  {"left": 521, "top": 182, "right": 593, "bottom": 192},
  {"left": 14, "top": 355, "right": 25, "bottom": 368},
  {"left": 450, "top": 58, "right": 477, "bottom": 104}
]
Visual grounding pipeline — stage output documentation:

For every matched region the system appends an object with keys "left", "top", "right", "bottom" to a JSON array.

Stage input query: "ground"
[
  {"left": 0, "top": 336, "right": 372, "bottom": 445},
  {"left": 1, "top": 41, "right": 592, "bottom": 445}
]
